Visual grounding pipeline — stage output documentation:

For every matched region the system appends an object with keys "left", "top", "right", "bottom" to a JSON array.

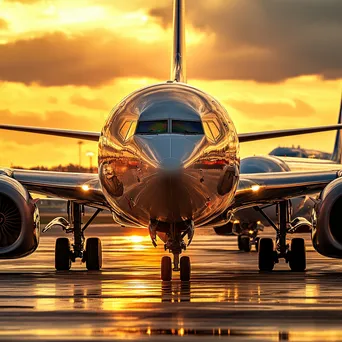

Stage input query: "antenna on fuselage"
[{"left": 171, "top": 0, "right": 187, "bottom": 83}]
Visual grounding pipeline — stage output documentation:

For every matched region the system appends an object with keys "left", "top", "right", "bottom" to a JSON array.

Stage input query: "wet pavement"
[{"left": 1, "top": 226, "right": 342, "bottom": 341}]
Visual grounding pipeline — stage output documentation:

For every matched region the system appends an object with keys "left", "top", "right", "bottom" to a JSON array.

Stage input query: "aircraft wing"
[
  {"left": 232, "top": 170, "right": 341, "bottom": 210},
  {"left": 2, "top": 169, "right": 108, "bottom": 209},
  {"left": 238, "top": 124, "right": 342, "bottom": 143},
  {"left": 0, "top": 124, "right": 100, "bottom": 141},
  {"left": 1, "top": 123, "right": 342, "bottom": 143}
]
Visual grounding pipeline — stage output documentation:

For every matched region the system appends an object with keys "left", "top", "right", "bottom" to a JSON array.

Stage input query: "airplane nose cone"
[{"left": 135, "top": 135, "right": 204, "bottom": 171}]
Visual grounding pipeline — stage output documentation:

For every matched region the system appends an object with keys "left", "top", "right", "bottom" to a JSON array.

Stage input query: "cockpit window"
[
  {"left": 119, "top": 121, "right": 132, "bottom": 140},
  {"left": 136, "top": 120, "right": 168, "bottom": 134},
  {"left": 127, "top": 121, "right": 137, "bottom": 140},
  {"left": 172, "top": 120, "right": 204, "bottom": 135},
  {"left": 119, "top": 120, "right": 137, "bottom": 141},
  {"left": 203, "top": 120, "right": 221, "bottom": 142}
]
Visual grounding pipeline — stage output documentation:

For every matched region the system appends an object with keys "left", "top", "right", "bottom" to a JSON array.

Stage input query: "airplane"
[
  {"left": 1, "top": 0, "right": 342, "bottom": 281},
  {"left": 214, "top": 99, "right": 342, "bottom": 252}
]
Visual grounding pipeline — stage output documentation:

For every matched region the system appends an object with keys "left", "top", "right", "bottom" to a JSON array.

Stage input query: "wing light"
[
  {"left": 81, "top": 184, "right": 90, "bottom": 192},
  {"left": 251, "top": 185, "right": 261, "bottom": 192}
]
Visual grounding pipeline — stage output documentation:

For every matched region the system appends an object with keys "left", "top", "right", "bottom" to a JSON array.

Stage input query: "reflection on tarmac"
[
  {"left": 161, "top": 281, "right": 191, "bottom": 303},
  {"left": 1, "top": 226, "right": 342, "bottom": 340}
]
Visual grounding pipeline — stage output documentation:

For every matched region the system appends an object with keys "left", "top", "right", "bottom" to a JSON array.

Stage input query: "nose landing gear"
[
  {"left": 236, "top": 222, "right": 263, "bottom": 252},
  {"left": 160, "top": 221, "right": 194, "bottom": 281}
]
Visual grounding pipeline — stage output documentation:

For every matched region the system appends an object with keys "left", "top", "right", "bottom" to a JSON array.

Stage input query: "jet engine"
[
  {"left": 0, "top": 171, "right": 40, "bottom": 258},
  {"left": 312, "top": 176, "right": 342, "bottom": 258}
]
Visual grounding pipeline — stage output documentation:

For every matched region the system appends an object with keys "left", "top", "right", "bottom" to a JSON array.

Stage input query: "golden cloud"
[
  {"left": 4, "top": 0, "right": 41, "bottom": 4},
  {"left": 150, "top": 0, "right": 342, "bottom": 82},
  {"left": 70, "top": 94, "right": 109, "bottom": 110},
  {"left": 228, "top": 99, "right": 316, "bottom": 119},
  {"left": 0, "top": 18, "right": 8, "bottom": 30},
  {"left": 0, "top": 108, "right": 102, "bottom": 145},
  {"left": 0, "top": 31, "right": 168, "bottom": 86}
]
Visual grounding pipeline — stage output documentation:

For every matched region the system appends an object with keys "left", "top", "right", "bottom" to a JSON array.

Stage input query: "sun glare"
[
  {"left": 129, "top": 236, "right": 144, "bottom": 244},
  {"left": 141, "top": 15, "right": 148, "bottom": 23}
]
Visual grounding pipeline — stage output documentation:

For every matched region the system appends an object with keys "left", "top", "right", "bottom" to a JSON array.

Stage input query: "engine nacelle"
[
  {"left": 240, "top": 155, "right": 290, "bottom": 174},
  {"left": 0, "top": 173, "right": 40, "bottom": 258},
  {"left": 312, "top": 177, "right": 342, "bottom": 258}
]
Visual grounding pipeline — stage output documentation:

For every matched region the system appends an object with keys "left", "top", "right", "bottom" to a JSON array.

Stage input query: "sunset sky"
[{"left": 0, "top": 0, "right": 341, "bottom": 167}]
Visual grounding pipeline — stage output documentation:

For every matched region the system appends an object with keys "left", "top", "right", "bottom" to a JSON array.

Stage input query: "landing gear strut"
[
  {"left": 160, "top": 221, "right": 194, "bottom": 281},
  {"left": 53, "top": 202, "right": 103, "bottom": 271},
  {"left": 254, "top": 200, "right": 306, "bottom": 272}
]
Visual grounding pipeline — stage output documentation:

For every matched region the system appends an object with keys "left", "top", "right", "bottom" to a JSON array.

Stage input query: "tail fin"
[
  {"left": 331, "top": 93, "right": 342, "bottom": 163},
  {"left": 171, "top": 0, "right": 186, "bottom": 83}
]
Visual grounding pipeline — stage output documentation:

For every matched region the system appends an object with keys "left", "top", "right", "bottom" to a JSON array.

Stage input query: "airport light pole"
[
  {"left": 77, "top": 141, "right": 84, "bottom": 168},
  {"left": 86, "top": 151, "right": 94, "bottom": 172}
]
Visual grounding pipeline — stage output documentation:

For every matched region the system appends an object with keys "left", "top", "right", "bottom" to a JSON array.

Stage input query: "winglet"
[
  {"left": 331, "top": 92, "right": 342, "bottom": 163},
  {"left": 171, "top": 0, "right": 186, "bottom": 83}
]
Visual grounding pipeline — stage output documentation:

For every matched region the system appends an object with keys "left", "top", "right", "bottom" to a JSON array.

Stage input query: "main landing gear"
[
  {"left": 254, "top": 201, "right": 307, "bottom": 272},
  {"left": 44, "top": 202, "right": 103, "bottom": 271},
  {"left": 151, "top": 221, "right": 194, "bottom": 281}
]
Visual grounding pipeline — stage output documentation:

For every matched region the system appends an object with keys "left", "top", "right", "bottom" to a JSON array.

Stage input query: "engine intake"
[
  {"left": 0, "top": 175, "right": 40, "bottom": 258},
  {"left": 0, "top": 194, "right": 22, "bottom": 247},
  {"left": 312, "top": 177, "right": 342, "bottom": 258}
]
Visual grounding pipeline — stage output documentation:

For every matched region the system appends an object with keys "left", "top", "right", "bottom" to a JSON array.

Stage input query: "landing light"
[
  {"left": 251, "top": 185, "right": 260, "bottom": 192},
  {"left": 81, "top": 184, "right": 90, "bottom": 192}
]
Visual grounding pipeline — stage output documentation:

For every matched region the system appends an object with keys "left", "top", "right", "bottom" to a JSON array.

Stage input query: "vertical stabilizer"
[
  {"left": 171, "top": 0, "right": 186, "bottom": 83},
  {"left": 331, "top": 93, "right": 342, "bottom": 163}
]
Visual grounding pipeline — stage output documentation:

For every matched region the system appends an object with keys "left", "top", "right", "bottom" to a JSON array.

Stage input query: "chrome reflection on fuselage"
[{"left": 99, "top": 83, "right": 239, "bottom": 228}]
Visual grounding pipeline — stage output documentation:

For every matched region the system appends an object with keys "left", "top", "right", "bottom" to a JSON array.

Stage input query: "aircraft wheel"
[
  {"left": 255, "top": 237, "right": 260, "bottom": 252},
  {"left": 180, "top": 256, "right": 191, "bottom": 281},
  {"left": 237, "top": 235, "right": 243, "bottom": 250},
  {"left": 85, "top": 238, "right": 102, "bottom": 271},
  {"left": 55, "top": 238, "right": 71, "bottom": 271},
  {"left": 289, "top": 238, "right": 306, "bottom": 272},
  {"left": 240, "top": 236, "right": 251, "bottom": 252},
  {"left": 161, "top": 256, "right": 172, "bottom": 281},
  {"left": 258, "top": 238, "right": 275, "bottom": 271}
]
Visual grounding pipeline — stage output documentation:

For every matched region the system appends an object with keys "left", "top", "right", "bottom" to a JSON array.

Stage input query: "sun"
[{"left": 129, "top": 235, "right": 144, "bottom": 243}]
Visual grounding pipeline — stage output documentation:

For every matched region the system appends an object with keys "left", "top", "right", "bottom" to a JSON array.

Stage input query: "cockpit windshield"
[
  {"left": 135, "top": 119, "right": 204, "bottom": 135},
  {"left": 135, "top": 120, "right": 168, "bottom": 134},
  {"left": 172, "top": 120, "right": 204, "bottom": 135}
]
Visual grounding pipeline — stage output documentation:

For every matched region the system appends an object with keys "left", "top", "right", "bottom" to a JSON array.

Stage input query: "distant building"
[{"left": 269, "top": 146, "right": 332, "bottom": 160}]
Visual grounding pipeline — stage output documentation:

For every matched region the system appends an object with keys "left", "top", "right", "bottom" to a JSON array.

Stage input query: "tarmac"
[{"left": 1, "top": 225, "right": 342, "bottom": 341}]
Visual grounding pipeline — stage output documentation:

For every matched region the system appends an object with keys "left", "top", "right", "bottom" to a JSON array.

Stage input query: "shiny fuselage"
[{"left": 98, "top": 83, "right": 239, "bottom": 228}]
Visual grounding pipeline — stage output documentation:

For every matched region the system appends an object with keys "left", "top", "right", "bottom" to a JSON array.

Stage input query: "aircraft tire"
[
  {"left": 289, "top": 238, "right": 306, "bottom": 272},
  {"left": 161, "top": 256, "right": 172, "bottom": 281},
  {"left": 55, "top": 238, "right": 71, "bottom": 271},
  {"left": 180, "top": 256, "right": 191, "bottom": 281},
  {"left": 241, "top": 236, "right": 251, "bottom": 252},
  {"left": 237, "top": 235, "right": 243, "bottom": 250},
  {"left": 85, "top": 238, "right": 102, "bottom": 271},
  {"left": 258, "top": 238, "right": 275, "bottom": 271},
  {"left": 255, "top": 237, "right": 260, "bottom": 252}
]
